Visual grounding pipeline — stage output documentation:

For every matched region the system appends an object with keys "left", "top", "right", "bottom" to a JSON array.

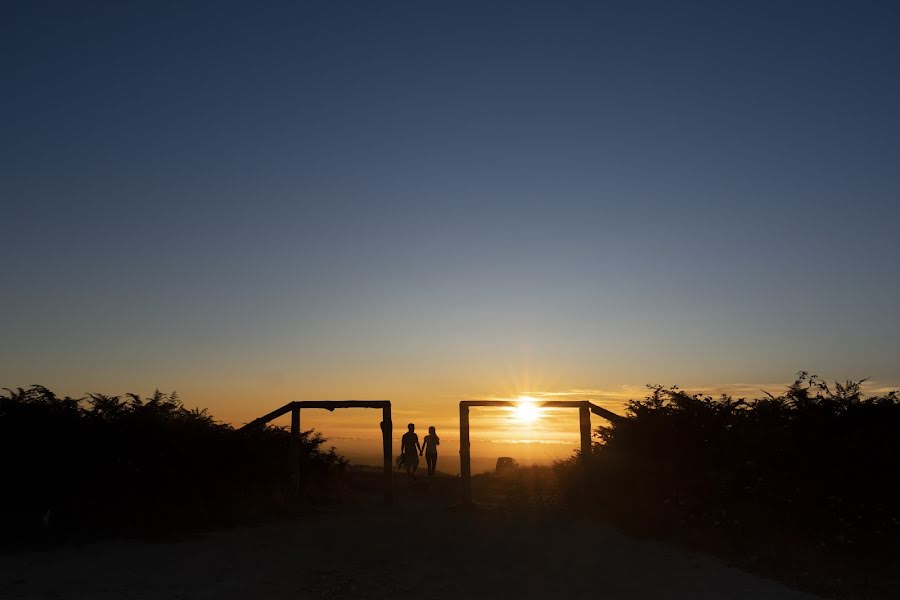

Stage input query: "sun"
[{"left": 513, "top": 397, "right": 542, "bottom": 423}]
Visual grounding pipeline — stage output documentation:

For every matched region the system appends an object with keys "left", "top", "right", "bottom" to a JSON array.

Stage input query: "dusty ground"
[{"left": 0, "top": 471, "right": 822, "bottom": 600}]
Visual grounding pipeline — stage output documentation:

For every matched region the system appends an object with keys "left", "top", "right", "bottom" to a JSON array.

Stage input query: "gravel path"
[{"left": 0, "top": 476, "right": 822, "bottom": 599}]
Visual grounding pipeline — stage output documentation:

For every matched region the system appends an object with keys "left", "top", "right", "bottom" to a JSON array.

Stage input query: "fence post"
[
  {"left": 290, "top": 404, "right": 301, "bottom": 498},
  {"left": 381, "top": 403, "right": 392, "bottom": 506},
  {"left": 579, "top": 402, "right": 591, "bottom": 502},
  {"left": 460, "top": 402, "right": 472, "bottom": 505}
]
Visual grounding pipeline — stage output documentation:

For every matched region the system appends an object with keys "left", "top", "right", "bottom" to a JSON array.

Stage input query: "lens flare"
[{"left": 514, "top": 397, "right": 541, "bottom": 423}]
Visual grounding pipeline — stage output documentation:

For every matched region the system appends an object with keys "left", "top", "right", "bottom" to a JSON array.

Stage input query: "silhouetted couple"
[{"left": 400, "top": 423, "right": 439, "bottom": 482}]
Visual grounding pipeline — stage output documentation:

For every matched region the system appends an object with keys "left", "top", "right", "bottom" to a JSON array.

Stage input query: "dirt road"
[{"left": 0, "top": 473, "right": 821, "bottom": 599}]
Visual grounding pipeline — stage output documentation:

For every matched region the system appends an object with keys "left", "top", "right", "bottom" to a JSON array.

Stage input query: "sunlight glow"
[{"left": 513, "top": 396, "right": 542, "bottom": 423}]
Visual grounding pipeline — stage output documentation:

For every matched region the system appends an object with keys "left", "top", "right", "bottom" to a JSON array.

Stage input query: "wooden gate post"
[
  {"left": 460, "top": 402, "right": 472, "bottom": 505},
  {"left": 381, "top": 404, "right": 392, "bottom": 506},
  {"left": 579, "top": 402, "right": 591, "bottom": 501},
  {"left": 290, "top": 405, "right": 301, "bottom": 497}
]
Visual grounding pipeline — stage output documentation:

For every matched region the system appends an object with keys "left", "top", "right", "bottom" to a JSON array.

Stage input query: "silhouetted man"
[{"left": 400, "top": 423, "right": 421, "bottom": 482}]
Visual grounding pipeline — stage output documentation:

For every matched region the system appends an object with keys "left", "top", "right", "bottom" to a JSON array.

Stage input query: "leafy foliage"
[
  {"left": 0, "top": 385, "right": 346, "bottom": 545},
  {"left": 560, "top": 372, "right": 900, "bottom": 566}
]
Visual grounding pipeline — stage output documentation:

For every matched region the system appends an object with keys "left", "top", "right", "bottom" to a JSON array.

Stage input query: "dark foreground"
[{"left": 0, "top": 471, "right": 823, "bottom": 600}]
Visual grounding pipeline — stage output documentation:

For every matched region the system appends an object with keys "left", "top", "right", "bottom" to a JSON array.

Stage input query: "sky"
[{"left": 2, "top": 1, "right": 899, "bottom": 468}]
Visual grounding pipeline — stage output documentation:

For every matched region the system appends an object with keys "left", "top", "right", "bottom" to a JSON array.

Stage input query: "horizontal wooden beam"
[
  {"left": 294, "top": 400, "right": 390, "bottom": 410},
  {"left": 460, "top": 399, "right": 585, "bottom": 408},
  {"left": 239, "top": 400, "right": 391, "bottom": 430}
]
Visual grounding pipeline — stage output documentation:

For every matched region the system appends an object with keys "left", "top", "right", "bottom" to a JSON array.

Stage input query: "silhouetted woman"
[{"left": 420, "top": 426, "right": 440, "bottom": 478}]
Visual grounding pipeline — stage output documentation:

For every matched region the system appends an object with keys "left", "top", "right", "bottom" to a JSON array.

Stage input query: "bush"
[
  {"left": 0, "top": 385, "right": 346, "bottom": 546},
  {"left": 560, "top": 372, "right": 900, "bottom": 564}
]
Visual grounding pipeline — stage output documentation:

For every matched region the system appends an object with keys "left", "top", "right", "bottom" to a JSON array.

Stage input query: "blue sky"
[{"left": 2, "top": 1, "right": 899, "bottom": 432}]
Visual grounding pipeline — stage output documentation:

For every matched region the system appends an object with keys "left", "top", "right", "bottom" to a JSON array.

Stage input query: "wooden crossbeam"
[
  {"left": 588, "top": 402, "right": 624, "bottom": 424},
  {"left": 239, "top": 400, "right": 391, "bottom": 430},
  {"left": 240, "top": 402, "right": 295, "bottom": 430}
]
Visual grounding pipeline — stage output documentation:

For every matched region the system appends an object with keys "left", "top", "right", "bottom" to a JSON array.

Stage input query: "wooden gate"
[
  {"left": 240, "top": 400, "right": 393, "bottom": 506},
  {"left": 458, "top": 400, "right": 621, "bottom": 505}
]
